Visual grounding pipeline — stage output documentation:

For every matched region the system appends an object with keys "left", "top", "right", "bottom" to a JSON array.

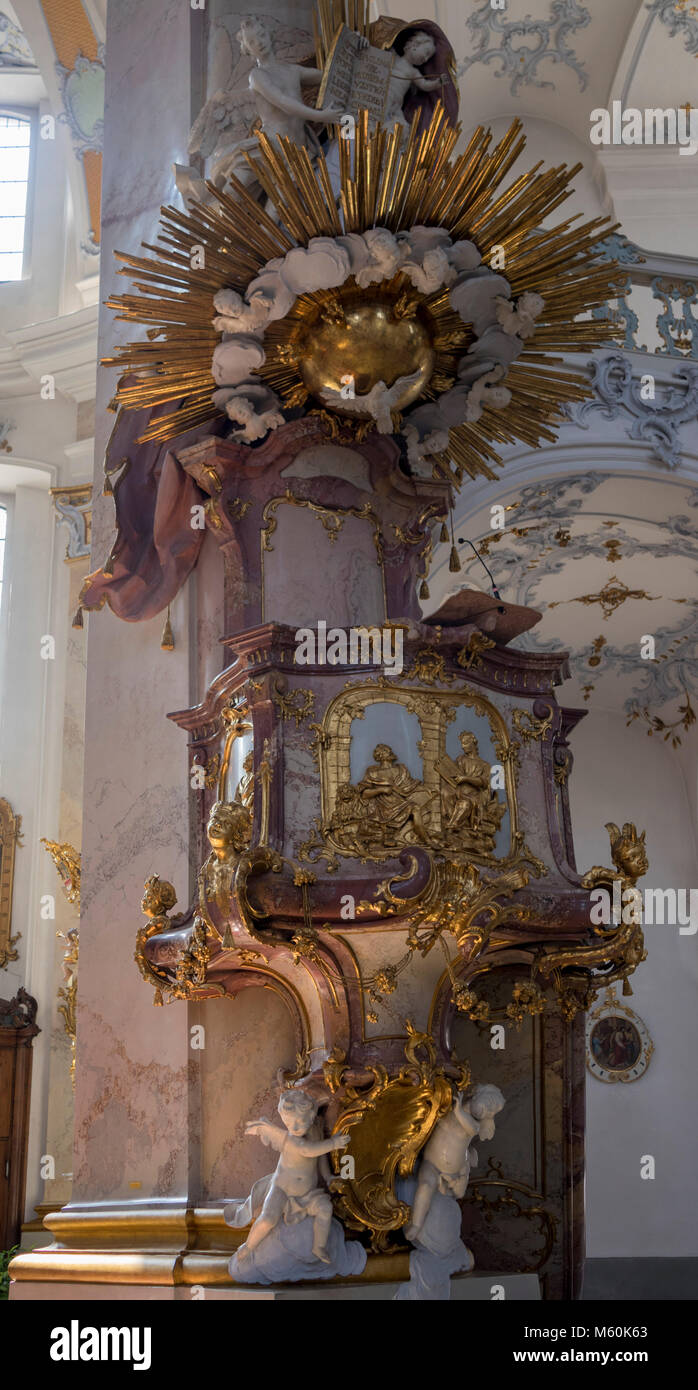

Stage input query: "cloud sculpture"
[
  {"left": 212, "top": 335, "right": 265, "bottom": 386},
  {"left": 208, "top": 225, "right": 544, "bottom": 450},
  {"left": 281, "top": 237, "right": 352, "bottom": 294}
]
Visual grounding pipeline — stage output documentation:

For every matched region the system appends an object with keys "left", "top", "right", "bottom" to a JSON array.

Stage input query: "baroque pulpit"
[{"left": 11, "top": 0, "right": 647, "bottom": 1301}]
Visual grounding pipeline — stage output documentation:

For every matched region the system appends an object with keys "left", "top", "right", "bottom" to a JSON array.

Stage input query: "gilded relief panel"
[{"left": 317, "top": 683, "right": 517, "bottom": 866}]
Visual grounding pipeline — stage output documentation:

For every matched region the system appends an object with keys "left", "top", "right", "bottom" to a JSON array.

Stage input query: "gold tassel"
[
  {"left": 153, "top": 988, "right": 163, "bottom": 1007},
  {"left": 439, "top": 522, "right": 449, "bottom": 543},
  {"left": 222, "top": 922, "right": 235, "bottom": 950},
  {"left": 419, "top": 579, "right": 430, "bottom": 600},
  {"left": 103, "top": 552, "right": 115, "bottom": 577},
  {"left": 449, "top": 545, "right": 462, "bottom": 573},
  {"left": 103, "top": 473, "right": 113, "bottom": 497},
  {"left": 72, "top": 606, "right": 84, "bottom": 629},
  {"left": 161, "top": 607, "right": 174, "bottom": 652},
  {"left": 622, "top": 978, "right": 633, "bottom": 996}
]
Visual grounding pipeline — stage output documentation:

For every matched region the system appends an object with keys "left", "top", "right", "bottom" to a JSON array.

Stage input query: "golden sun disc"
[{"left": 299, "top": 294, "right": 435, "bottom": 412}]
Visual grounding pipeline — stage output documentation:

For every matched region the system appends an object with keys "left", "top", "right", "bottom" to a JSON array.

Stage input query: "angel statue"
[
  {"left": 224, "top": 1088, "right": 367, "bottom": 1285},
  {"left": 382, "top": 29, "right": 450, "bottom": 134},
  {"left": 175, "top": 17, "right": 342, "bottom": 206},
  {"left": 396, "top": 1083, "right": 505, "bottom": 1301},
  {"left": 373, "top": 17, "right": 459, "bottom": 133}
]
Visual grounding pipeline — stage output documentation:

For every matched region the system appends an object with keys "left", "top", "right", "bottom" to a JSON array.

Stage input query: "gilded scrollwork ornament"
[
  {"left": 362, "top": 856, "right": 531, "bottom": 963},
  {"left": 325, "top": 1022, "right": 470, "bottom": 1251},
  {"left": 41, "top": 838, "right": 81, "bottom": 1080},
  {"left": 466, "top": 1159, "right": 558, "bottom": 1276},
  {"left": 536, "top": 821, "right": 649, "bottom": 1016},
  {"left": 41, "top": 839, "right": 81, "bottom": 905},
  {"left": 511, "top": 706, "right": 554, "bottom": 744},
  {"left": 406, "top": 648, "right": 454, "bottom": 685},
  {"left": 272, "top": 684, "right": 316, "bottom": 727},
  {"left": 136, "top": 876, "right": 182, "bottom": 1006},
  {"left": 137, "top": 875, "right": 223, "bottom": 1005},
  {"left": 456, "top": 631, "right": 496, "bottom": 671},
  {"left": 505, "top": 979, "right": 547, "bottom": 1029}
]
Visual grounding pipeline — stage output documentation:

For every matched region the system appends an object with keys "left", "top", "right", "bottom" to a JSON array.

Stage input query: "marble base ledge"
[{"left": 12, "top": 1274, "right": 541, "bottom": 1302}]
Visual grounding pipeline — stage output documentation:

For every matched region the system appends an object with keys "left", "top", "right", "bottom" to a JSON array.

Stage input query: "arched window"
[{"left": 0, "top": 113, "right": 31, "bottom": 281}]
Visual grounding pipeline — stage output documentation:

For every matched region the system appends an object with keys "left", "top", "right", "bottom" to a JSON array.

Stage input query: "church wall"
[{"left": 568, "top": 710, "right": 698, "bottom": 1258}]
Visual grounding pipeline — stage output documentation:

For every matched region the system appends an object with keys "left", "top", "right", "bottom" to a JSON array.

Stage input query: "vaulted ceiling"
[
  {"left": 444, "top": 472, "right": 697, "bottom": 733},
  {"left": 407, "top": 1, "right": 698, "bottom": 745}
]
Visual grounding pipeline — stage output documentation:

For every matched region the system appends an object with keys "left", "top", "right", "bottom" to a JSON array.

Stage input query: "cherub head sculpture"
[
  {"left": 141, "top": 874, "right": 177, "bottom": 919},
  {"left": 400, "top": 30, "right": 436, "bottom": 68},
  {"left": 605, "top": 822, "right": 648, "bottom": 884},
  {"left": 207, "top": 799, "right": 252, "bottom": 859},
  {"left": 237, "top": 16, "right": 272, "bottom": 61},
  {"left": 468, "top": 1082, "right": 505, "bottom": 1140},
  {"left": 278, "top": 1087, "right": 318, "bottom": 1137}
]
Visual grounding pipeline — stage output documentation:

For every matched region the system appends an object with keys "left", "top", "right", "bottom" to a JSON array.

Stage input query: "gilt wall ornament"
[
  {"left": 0, "top": 798, "right": 22, "bottom": 969},
  {"left": 41, "top": 840, "right": 81, "bottom": 1082}
]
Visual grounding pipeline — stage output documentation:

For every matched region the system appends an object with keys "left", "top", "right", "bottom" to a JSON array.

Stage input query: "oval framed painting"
[{"left": 586, "top": 990, "right": 653, "bottom": 1084}]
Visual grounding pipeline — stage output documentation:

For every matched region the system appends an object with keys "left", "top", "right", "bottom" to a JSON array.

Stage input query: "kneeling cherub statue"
[{"left": 224, "top": 1088, "right": 367, "bottom": 1285}]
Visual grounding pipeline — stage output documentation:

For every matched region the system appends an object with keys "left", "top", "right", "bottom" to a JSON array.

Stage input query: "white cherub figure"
[
  {"left": 229, "top": 1090, "right": 349, "bottom": 1266},
  {"left": 405, "top": 1083, "right": 505, "bottom": 1245},
  {"left": 355, "top": 228, "right": 403, "bottom": 288},
  {"left": 495, "top": 291, "right": 545, "bottom": 339},
  {"left": 223, "top": 393, "right": 284, "bottom": 442},
  {"left": 401, "top": 245, "right": 456, "bottom": 294},
  {"left": 212, "top": 286, "right": 273, "bottom": 336}
]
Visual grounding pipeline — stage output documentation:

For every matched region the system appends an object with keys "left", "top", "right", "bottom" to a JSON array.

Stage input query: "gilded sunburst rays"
[{"left": 104, "top": 106, "right": 620, "bottom": 480}]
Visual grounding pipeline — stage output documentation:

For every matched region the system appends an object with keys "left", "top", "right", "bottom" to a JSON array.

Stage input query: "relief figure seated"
[
  {"left": 436, "top": 731, "right": 505, "bottom": 854},
  {"left": 331, "top": 744, "right": 434, "bottom": 853}
]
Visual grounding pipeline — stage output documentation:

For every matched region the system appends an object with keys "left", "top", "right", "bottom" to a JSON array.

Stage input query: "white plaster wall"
[{"left": 568, "top": 710, "right": 698, "bottom": 1257}]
